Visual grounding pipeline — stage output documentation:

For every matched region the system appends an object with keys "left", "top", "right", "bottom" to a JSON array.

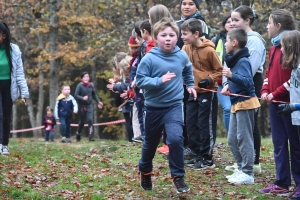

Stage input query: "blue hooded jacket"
[{"left": 136, "top": 46, "right": 194, "bottom": 107}]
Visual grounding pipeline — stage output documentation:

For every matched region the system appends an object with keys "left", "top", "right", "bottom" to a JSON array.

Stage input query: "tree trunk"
[
  {"left": 27, "top": 98, "right": 38, "bottom": 137},
  {"left": 35, "top": 33, "right": 45, "bottom": 137}
]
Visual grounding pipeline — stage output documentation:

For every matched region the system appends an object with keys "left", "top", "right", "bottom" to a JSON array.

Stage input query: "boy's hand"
[
  {"left": 222, "top": 68, "right": 232, "bottom": 78},
  {"left": 162, "top": 71, "right": 176, "bottom": 83},
  {"left": 98, "top": 102, "right": 103, "bottom": 109},
  {"left": 277, "top": 104, "right": 295, "bottom": 116},
  {"left": 261, "top": 93, "right": 268, "bottom": 101},
  {"left": 221, "top": 84, "right": 230, "bottom": 96},
  {"left": 83, "top": 95, "right": 88, "bottom": 100},
  {"left": 187, "top": 88, "right": 197, "bottom": 101}
]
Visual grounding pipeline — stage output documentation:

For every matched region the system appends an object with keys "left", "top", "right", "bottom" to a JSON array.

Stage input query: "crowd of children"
[{"left": 1, "top": 0, "right": 300, "bottom": 198}]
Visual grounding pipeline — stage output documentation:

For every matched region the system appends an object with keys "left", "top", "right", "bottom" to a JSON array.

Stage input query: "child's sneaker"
[
  {"left": 258, "top": 184, "right": 290, "bottom": 196},
  {"left": 191, "top": 158, "right": 215, "bottom": 170},
  {"left": 225, "top": 163, "right": 238, "bottom": 172},
  {"left": 184, "top": 147, "right": 196, "bottom": 160},
  {"left": 76, "top": 132, "right": 81, "bottom": 142},
  {"left": 226, "top": 170, "right": 242, "bottom": 179},
  {"left": 61, "top": 137, "right": 66, "bottom": 143},
  {"left": 289, "top": 186, "right": 300, "bottom": 200},
  {"left": 2, "top": 145, "right": 10, "bottom": 155},
  {"left": 140, "top": 172, "right": 153, "bottom": 190},
  {"left": 184, "top": 156, "right": 202, "bottom": 167},
  {"left": 132, "top": 136, "right": 144, "bottom": 143},
  {"left": 157, "top": 144, "right": 169, "bottom": 154},
  {"left": 253, "top": 163, "right": 262, "bottom": 174},
  {"left": 173, "top": 176, "right": 190, "bottom": 194},
  {"left": 228, "top": 171, "right": 254, "bottom": 184},
  {"left": 89, "top": 134, "right": 95, "bottom": 141},
  {"left": 66, "top": 138, "right": 72, "bottom": 143}
]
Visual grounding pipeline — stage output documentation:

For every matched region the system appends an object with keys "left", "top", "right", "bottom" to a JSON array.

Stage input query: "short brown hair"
[
  {"left": 46, "top": 106, "right": 53, "bottom": 113},
  {"left": 227, "top": 28, "right": 247, "bottom": 49},
  {"left": 153, "top": 17, "right": 179, "bottom": 39},
  {"left": 180, "top": 18, "right": 202, "bottom": 36},
  {"left": 281, "top": 30, "right": 300, "bottom": 69}
]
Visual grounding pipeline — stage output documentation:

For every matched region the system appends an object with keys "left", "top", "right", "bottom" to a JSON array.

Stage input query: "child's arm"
[
  {"left": 91, "top": 84, "right": 103, "bottom": 109},
  {"left": 266, "top": 79, "right": 290, "bottom": 102},
  {"left": 277, "top": 103, "right": 300, "bottom": 116},
  {"left": 53, "top": 117, "right": 56, "bottom": 126},
  {"left": 112, "top": 83, "right": 128, "bottom": 93},
  {"left": 54, "top": 100, "right": 59, "bottom": 119},
  {"left": 42, "top": 116, "right": 46, "bottom": 128},
  {"left": 261, "top": 66, "right": 270, "bottom": 100},
  {"left": 74, "top": 84, "right": 83, "bottom": 100},
  {"left": 71, "top": 95, "right": 78, "bottom": 113}
]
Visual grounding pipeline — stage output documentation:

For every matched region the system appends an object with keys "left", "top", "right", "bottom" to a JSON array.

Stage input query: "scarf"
[
  {"left": 81, "top": 81, "right": 91, "bottom": 87},
  {"left": 225, "top": 47, "right": 250, "bottom": 69},
  {"left": 271, "top": 31, "right": 288, "bottom": 46},
  {"left": 181, "top": 11, "right": 201, "bottom": 21}
]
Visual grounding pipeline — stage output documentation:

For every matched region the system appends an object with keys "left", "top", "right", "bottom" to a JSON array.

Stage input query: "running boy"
[
  {"left": 181, "top": 18, "right": 222, "bottom": 169},
  {"left": 221, "top": 28, "right": 260, "bottom": 184},
  {"left": 136, "top": 17, "right": 196, "bottom": 193},
  {"left": 54, "top": 84, "right": 78, "bottom": 143}
]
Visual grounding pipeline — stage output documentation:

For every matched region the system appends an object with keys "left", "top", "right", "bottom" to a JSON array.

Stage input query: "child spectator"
[
  {"left": 54, "top": 84, "right": 78, "bottom": 143},
  {"left": 259, "top": 10, "right": 299, "bottom": 196},
  {"left": 75, "top": 72, "right": 103, "bottom": 142},
  {"left": 136, "top": 17, "right": 196, "bottom": 193},
  {"left": 180, "top": 18, "right": 222, "bottom": 169},
  {"left": 42, "top": 106, "right": 56, "bottom": 142},
  {"left": 225, "top": 5, "right": 266, "bottom": 174},
  {"left": 0, "top": 21, "right": 29, "bottom": 155},
  {"left": 221, "top": 28, "right": 260, "bottom": 184}
]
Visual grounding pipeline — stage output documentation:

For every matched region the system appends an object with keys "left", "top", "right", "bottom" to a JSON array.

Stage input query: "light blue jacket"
[
  {"left": 11, "top": 43, "right": 29, "bottom": 102},
  {"left": 136, "top": 46, "right": 194, "bottom": 108}
]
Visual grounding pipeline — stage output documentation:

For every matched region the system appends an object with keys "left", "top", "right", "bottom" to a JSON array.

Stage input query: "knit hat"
[
  {"left": 180, "top": 0, "right": 200, "bottom": 9},
  {"left": 128, "top": 36, "right": 139, "bottom": 47}
]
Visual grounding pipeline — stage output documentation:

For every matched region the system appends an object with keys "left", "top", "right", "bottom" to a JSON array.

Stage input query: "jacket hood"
[
  {"left": 190, "top": 37, "right": 215, "bottom": 49},
  {"left": 148, "top": 46, "right": 181, "bottom": 57},
  {"left": 248, "top": 31, "right": 266, "bottom": 45},
  {"left": 56, "top": 93, "right": 66, "bottom": 101}
]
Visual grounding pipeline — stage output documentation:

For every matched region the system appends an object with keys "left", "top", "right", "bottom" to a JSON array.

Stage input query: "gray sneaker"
[
  {"left": 2, "top": 145, "right": 10, "bottom": 155},
  {"left": 132, "top": 136, "right": 144, "bottom": 143}
]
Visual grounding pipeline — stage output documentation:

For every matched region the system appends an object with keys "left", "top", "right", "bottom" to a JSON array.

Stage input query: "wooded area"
[{"left": 0, "top": 0, "right": 299, "bottom": 140}]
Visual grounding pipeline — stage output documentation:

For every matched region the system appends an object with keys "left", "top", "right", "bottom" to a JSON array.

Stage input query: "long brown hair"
[
  {"left": 281, "top": 30, "right": 300, "bottom": 69},
  {"left": 148, "top": 4, "right": 173, "bottom": 26},
  {"left": 270, "top": 9, "right": 297, "bottom": 32}
]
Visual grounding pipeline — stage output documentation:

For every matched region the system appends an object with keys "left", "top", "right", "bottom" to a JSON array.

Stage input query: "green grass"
[{"left": 0, "top": 137, "right": 292, "bottom": 199}]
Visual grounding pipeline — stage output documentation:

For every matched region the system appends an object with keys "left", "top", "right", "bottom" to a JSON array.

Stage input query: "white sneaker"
[
  {"left": 2, "top": 145, "right": 10, "bottom": 155},
  {"left": 253, "top": 163, "right": 262, "bottom": 174},
  {"left": 226, "top": 170, "right": 242, "bottom": 179},
  {"left": 225, "top": 163, "right": 238, "bottom": 172},
  {"left": 228, "top": 171, "right": 254, "bottom": 184}
]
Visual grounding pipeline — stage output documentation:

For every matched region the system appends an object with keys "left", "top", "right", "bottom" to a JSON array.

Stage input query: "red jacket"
[
  {"left": 146, "top": 39, "right": 155, "bottom": 53},
  {"left": 261, "top": 46, "right": 291, "bottom": 102}
]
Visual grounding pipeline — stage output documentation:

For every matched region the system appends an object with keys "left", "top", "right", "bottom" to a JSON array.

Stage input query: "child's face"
[
  {"left": 81, "top": 74, "right": 90, "bottom": 83},
  {"left": 231, "top": 12, "right": 247, "bottom": 30},
  {"left": 62, "top": 86, "right": 71, "bottom": 96},
  {"left": 267, "top": 16, "right": 280, "bottom": 38},
  {"left": 135, "top": 34, "right": 144, "bottom": 45},
  {"left": 140, "top": 29, "right": 149, "bottom": 41},
  {"left": 129, "top": 46, "right": 138, "bottom": 54},
  {"left": 225, "top": 18, "right": 234, "bottom": 32},
  {"left": 155, "top": 27, "right": 178, "bottom": 53},
  {"left": 225, "top": 35, "right": 234, "bottom": 54},
  {"left": 46, "top": 110, "right": 53, "bottom": 116},
  {"left": 181, "top": 29, "right": 198, "bottom": 45},
  {"left": 181, "top": 0, "right": 198, "bottom": 18}
]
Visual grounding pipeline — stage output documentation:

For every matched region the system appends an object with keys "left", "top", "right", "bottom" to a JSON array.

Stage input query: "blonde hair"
[
  {"left": 111, "top": 52, "right": 127, "bottom": 75},
  {"left": 153, "top": 17, "right": 179, "bottom": 39},
  {"left": 281, "top": 30, "right": 300, "bottom": 69},
  {"left": 119, "top": 55, "right": 132, "bottom": 81},
  {"left": 148, "top": 4, "right": 173, "bottom": 26}
]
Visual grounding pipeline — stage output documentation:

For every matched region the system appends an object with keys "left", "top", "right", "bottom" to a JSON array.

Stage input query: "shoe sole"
[
  {"left": 191, "top": 164, "right": 216, "bottom": 170},
  {"left": 229, "top": 181, "right": 255, "bottom": 185},
  {"left": 132, "top": 139, "right": 143, "bottom": 143}
]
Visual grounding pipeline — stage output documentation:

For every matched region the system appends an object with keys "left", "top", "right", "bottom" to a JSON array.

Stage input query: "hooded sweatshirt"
[
  {"left": 182, "top": 37, "right": 222, "bottom": 93},
  {"left": 247, "top": 31, "right": 266, "bottom": 75},
  {"left": 290, "top": 64, "right": 300, "bottom": 125},
  {"left": 136, "top": 46, "right": 194, "bottom": 108},
  {"left": 54, "top": 94, "right": 78, "bottom": 119}
]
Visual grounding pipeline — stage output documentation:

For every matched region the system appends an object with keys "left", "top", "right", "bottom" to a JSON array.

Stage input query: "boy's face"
[
  {"left": 155, "top": 27, "right": 178, "bottom": 54},
  {"left": 62, "top": 86, "right": 70, "bottom": 96},
  {"left": 181, "top": 29, "right": 198, "bottom": 45},
  {"left": 135, "top": 34, "right": 144, "bottom": 46},
  {"left": 82, "top": 74, "right": 90, "bottom": 83},
  {"left": 225, "top": 35, "right": 234, "bottom": 54}
]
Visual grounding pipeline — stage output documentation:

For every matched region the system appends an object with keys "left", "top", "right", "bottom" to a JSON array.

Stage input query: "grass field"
[{"left": 0, "top": 137, "right": 295, "bottom": 199}]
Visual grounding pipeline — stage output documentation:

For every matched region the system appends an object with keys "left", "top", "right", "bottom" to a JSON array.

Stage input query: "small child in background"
[
  {"left": 42, "top": 106, "right": 56, "bottom": 142},
  {"left": 54, "top": 84, "right": 78, "bottom": 143},
  {"left": 221, "top": 28, "right": 260, "bottom": 184}
]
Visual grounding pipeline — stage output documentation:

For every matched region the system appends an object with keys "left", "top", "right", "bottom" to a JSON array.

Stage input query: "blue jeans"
[
  {"left": 139, "top": 103, "right": 185, "bottom": 177},
  {"left": 217, "top": 85, "right": 231, "bottom": 133},
  {"left": 45, "top": 131, "right": 54, "bottom": 142},
  {"left": 60, "top": 117, "right": 71, "bottom": 138}
]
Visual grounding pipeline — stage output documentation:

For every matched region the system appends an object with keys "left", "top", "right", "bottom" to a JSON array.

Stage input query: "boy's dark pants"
[
  {"left": 123, "top": 112, "right": 133, "bottom": 142},
  {"left": 186, "top": 92, "right": 218, "bottom": 160},
  {"left": 77, "top": 104, "right": 94, "bottom": 138},
  {"left": 60, "top": 117, "right": 71, "bottom": 138},
  {"left": 0, "top": 80, "right": 12, "bottom": 146},
  {"left": 269, "top": 103, "right": 300, "bottom": 187},
  {"left": 139, "top": 103, "right": 185, "bottom": 177},
  {"left": 135, "top": 91, "right": 144, "bottom": 136}
]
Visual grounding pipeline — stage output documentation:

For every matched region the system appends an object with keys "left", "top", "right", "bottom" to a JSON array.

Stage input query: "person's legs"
[
  {"left": 1, "top": 80, "right": 13, "bottom": 146},
  {"left": 49, "top": 130, "right": 55, "bottom": 142},
  {"left": 65, "top": 117, "right": 71, "bottom": 140},
  {"left": 59, "top": 117, "right": 67, "bottom": 138},
  {"left": 288, "top": 125, "right": 300, "bottom": 187},
  {"left": 135, "top": 92, "right": 144, "bottom": 136},
  {"left": 45, "top": 132, "right": 49, "bottom": 141},
  {"left": 123, "top": 112, "right": 133, "bottom": 142},
  {"left": 86, "top": 104, "right": 94, "bottom": 141},
  {"left": 77, "top": 105, "right": 87, "bottom": 134},
  {"left": 217, "top": 85, "right": 231, "bottom": 133},
  {"left": 132, "top": 103, "right": 141, "bottom": 138},
  {"left": 253, "top": 108, "right": 261, "bottom": 165}
]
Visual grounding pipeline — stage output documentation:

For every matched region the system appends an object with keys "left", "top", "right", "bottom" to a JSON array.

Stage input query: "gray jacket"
[
  {"left": 10, "top": 43, "right": 29, "bottom": 102},
  {"left": 290, "top": 64, "right": 300, "bottom": 125}
]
